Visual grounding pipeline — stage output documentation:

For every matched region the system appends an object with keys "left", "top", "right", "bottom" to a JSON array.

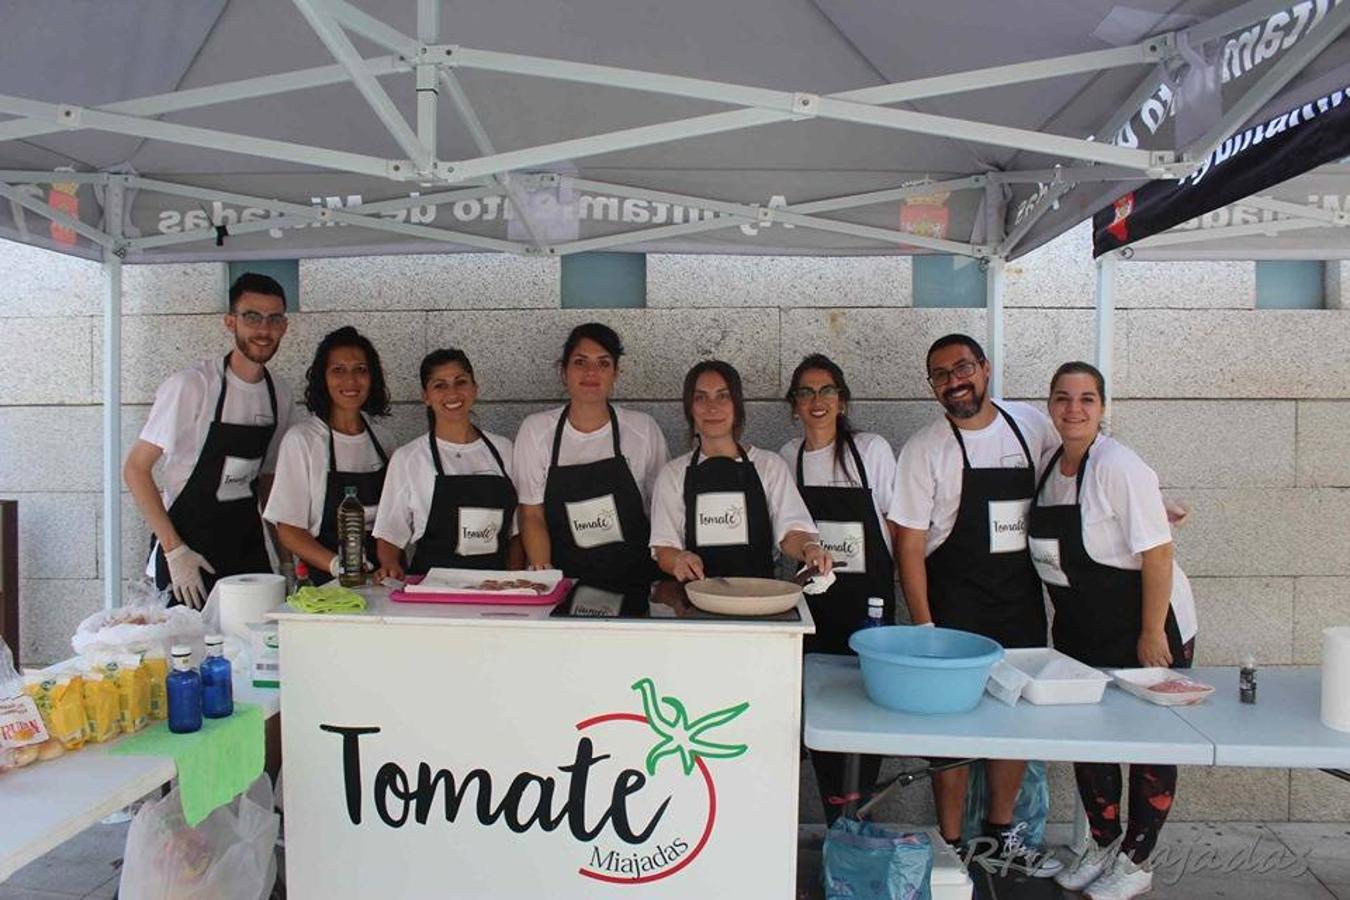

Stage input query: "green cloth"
[
  {"left": 287, "top": 583, "right": 366, "bottom": 614},
  {"left": 111, "top": 703, "right": 264, "bottom": 827}
]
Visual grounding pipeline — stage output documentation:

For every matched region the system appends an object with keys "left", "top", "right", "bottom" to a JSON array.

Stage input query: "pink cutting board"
[{"left": 389, "top": 574, "right": 573, "bottom": 606}]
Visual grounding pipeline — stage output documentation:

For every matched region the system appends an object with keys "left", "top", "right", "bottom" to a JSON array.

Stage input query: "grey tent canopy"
[{"left": 1, "top": 0, "right": 1348, "bottom": 264}]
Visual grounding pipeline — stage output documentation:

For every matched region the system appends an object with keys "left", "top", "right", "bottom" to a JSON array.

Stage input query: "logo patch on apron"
[
  {"left": 987, "top": 498, "right": 1031, "bottom": 554},
  {"left": 695, "top": 491, "right": 749, "bottom": 547},
  {"left": 815, "top": 520, "right": 866, "bottom": 573},
  {"left": 566, "top": 494, "right": 624, "bottom": 548},
  {"left": 216, "top": 455, "right": 261, "bottom": 503},
  {"left": 1029, "top": 536, "right": 1069, "bottom": 586},
  {"left": 457, "top": 507, "right": 504, "bottom": 556}
]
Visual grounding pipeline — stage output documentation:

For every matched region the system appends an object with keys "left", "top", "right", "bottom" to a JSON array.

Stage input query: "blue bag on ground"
[
  {"left": 960, "top": 759, "right": 1050, "bottom": 847},
  {"left": 822, "top": 818, "right": 934, "bottom": 900}
]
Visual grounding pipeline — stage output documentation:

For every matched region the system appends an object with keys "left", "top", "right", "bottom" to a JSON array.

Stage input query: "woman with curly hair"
[{"left": 263, "top": 326, "right": 393, "bottom": 583}]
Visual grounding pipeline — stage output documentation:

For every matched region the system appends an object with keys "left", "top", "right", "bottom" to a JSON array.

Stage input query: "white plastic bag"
[
  {"left": 118, "top": 773, "right": 279, "bottom": 900},
  {"left": 71, "top": 582, "right": 205, "bottom": 660},
  {"left": 985, "top": 659, "right": 1032, "bottom": 706}
]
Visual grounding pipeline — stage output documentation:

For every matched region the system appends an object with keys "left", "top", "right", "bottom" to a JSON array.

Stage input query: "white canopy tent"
[{"left": 1, "top": 0, "right": 1347, "bottom": 607}]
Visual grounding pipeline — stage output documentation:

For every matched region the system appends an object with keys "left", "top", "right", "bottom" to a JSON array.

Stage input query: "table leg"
[{"left": 841, "top": 753, "right": 862, "bottom": 819}]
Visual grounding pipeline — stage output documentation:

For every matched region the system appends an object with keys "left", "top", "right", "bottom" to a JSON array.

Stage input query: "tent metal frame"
[{"left": 0, "top": 0, "right": 1339, "bottom": 607}]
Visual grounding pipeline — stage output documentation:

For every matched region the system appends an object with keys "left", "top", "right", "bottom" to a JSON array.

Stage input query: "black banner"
[{"left": 1093, "top": 85, "right": 1350, "bottom": 256}]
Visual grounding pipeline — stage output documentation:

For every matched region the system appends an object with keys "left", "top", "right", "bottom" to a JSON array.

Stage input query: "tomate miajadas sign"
[{"left": 319, "top": 677, "right": 750, "bottom": 884}]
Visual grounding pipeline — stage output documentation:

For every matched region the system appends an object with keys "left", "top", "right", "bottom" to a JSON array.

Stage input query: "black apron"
[
  {"left": 153, "top": 354, "right": 277, "bottom": 600},
  {"left": 1028, "top": 445, "right": 1186, "bottom": 668},
  {"left": 408, "top": 429, "right": 518, "bottom": 574},
  {"left": 795, "top": 435, "right": 896, "bottom": 654},
  {"left": 923, "top": 404, "right": 1046, "bottom": 648},
  {"left": 682, "top": 444, "right": 776, "bottom": 579},
  {"left": 312, "top": 419, "right": 389, "bottom": 586},
  {"left": 542, "top": 405, "right": 657, "bottom": 589}
]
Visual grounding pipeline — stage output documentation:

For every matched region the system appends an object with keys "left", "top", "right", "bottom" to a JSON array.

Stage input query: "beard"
[
  {"left": 235, "top": 332, "right": 278, "bottom": 365},
  {"left": 940, "top": 383, "right": 984, "bottom": 420}
]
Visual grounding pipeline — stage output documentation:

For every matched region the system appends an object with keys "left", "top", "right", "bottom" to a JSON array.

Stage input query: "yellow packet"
[
  {"left": 23, "top": 671, "right": 87, "bottom": 750},
  {"left": 81, "top": 670, "right": 121, "bottom": 743},
  {"left": 98, "top": 655, "right": 149, "bottom": 733},
  {"left": 141, "top": 650, "right": 169, "bottom": 721}
]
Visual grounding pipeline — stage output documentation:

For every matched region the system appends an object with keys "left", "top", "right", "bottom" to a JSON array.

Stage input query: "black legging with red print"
[{"left": 1076, "top": 639, "right": 1195, "bottom": 863}]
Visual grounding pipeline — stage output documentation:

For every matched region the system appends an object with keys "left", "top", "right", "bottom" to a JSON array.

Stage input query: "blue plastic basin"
[{"left": 848, "top": 625, "right": 1004, "bottom": 714}]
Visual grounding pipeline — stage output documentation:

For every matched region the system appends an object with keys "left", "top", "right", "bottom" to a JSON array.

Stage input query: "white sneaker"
[
  {"left": 1055, "top": 840, "right": 1115, "bottom": 891},
  {"left": 1084, "top": 852, "right": 1153, "bottom": 900}
]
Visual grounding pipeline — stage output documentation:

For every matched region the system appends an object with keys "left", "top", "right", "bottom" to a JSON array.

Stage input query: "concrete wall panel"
[
  {"left": 1293, "top": 577, "right": 1349, "bottom": 666},
  {"left": 1124, "top": 310, "right": 1350, "bottom": 399},
  {"left": 19, "top": 577, "right": 102, "bottom": 666},
  {"left": 0, "top": 318, "right": 94, "bottom": 404},
  {"left": 1004, "top": 308, "right": 1103, "bottom": 399},
  {"left": 649, "top": 254, "right": 911, "bottom": 308},
  {"left": 265, "top": 311, "right": 429, "bottom": 404},
  {"left": 1004, "top": 222, "right": 1095, "bottom": 308},
  {"left": 300, "top": 253, "right": 558, "bottom": 311},
  {"left": 1172, "top": 489, "right": 1350, "bottom": 577},
  {"left": 1189, "top": 577, "right": 1293, "bottom": 665},
  {"left": 0, "top": 406, "right": 102, "bottom": 491},
  {"left": 426, "top": 308, "right": 781, "bottom": 401},
  {"left": 124, "top": 262, "right": 224, "bottom": 315},
  {"left": 1116, "top": 261, "right": 1254, "bottom": 309},
  {"left": 11, "top": 493, "right": 98, "bottom": 581},
  {"left": 0, "top": 242, "right": 101, "bottom": 317},
  {"left": 1110, "top": 401, "right": 1296, "bottom": 489},
  {"left": 1296, "top": 401, "right": 1350, "bottom": 488}
]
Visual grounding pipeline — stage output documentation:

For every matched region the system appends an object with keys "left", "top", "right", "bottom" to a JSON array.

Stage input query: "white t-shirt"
[
  {"left": 512, "top": 405, "right": 669, "bottom": 508},
  {"left": 1037, "top": 434, "right": 1198, "bottom": 642},
  {"left": 778, "top": 432, "right": 897, "bottom": 555},
  {"left": 887, "top": 400, "right": 1059, "bottom": 557},
  {"left": 649, "top": 446, "right": 817, "bottom": 554},
  {"left": 372, "top": 430, "right": 519, "bottom": 549},
  {"left": 262, "top": 416, "right": 394, "bottom": 536},
  {"left": 139, "top": 358, "right": 294, "bottom": 511}
]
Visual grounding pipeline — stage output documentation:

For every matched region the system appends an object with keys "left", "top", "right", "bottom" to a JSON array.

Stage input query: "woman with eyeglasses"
[
  {"left": 1028, "top": 362, "right": 1197, "bottom": 900},
  {"left": 264, "top": 326, "right": 393, "bottom": 584},
  {"left": 778, "top": 354, "right": 897, "bottom": 820},
  {"left": 649, "top": 360, "right": 831, "bottom": 582},
  {"left": 512, "top": 323, "right": 669, "bottom": 590}
]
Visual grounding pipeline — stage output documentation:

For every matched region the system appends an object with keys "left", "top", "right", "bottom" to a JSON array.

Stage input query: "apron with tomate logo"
[
  {"left": 1028, "top": 445, "right": 1186, "bottom": 668},
  {"left": 312, "top": 419, "right": 388, "bottom": 586},
  {"left": 542, "top": 405, "right": 656, "bottom": 589},
  {"left": 796, "top": 434, "right": 896, "bottom": 653},
  {"left": 924, "top": 404, "right": 1046, "bottom": 648},
  {"left": 153, "top": 354, "right": 277, "bottom": 601},
  {"left": 408, "top": 429, "right": 517, "bottom": 574},
  {"left": 683, "top": 444, "right": 775, "bottom": 579}
]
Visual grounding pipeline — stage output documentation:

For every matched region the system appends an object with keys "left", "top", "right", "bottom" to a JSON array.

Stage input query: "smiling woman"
[
  {"left": 263, "top": 326, "right": 392, "bottom": 585},
  {"left": 372, "top": 349, "right": 521, "bottom": 578}
]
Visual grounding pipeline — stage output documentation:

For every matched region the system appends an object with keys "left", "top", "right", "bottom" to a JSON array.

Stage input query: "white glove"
[
  {"left": 328, "top": 554, "right": 342, "bottom": 578},
  {"left": 164, "top": 543, "right": 215, "bottom": 609}
]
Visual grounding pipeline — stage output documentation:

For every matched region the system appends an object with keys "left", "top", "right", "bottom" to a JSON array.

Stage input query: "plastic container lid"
[
  {"left": 170, "top": 644, "right": 191, "bottom": 657},
  {"left": 867, "top": 596, "right": 885, "bottom": 607},
  {"left": 204, "top": 634, "right": 223, "bottom": 646}
]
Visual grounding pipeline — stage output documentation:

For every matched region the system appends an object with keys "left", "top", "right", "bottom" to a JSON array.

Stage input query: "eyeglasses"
[
  {"left": 236, "top": 311, "right": 288, "bottom": 328},
  {"left": 791, "top": 385, "right": 841, "bottom": 402},
  {"left": 926, "top": 359, "right": 979, "bottom": 388}
]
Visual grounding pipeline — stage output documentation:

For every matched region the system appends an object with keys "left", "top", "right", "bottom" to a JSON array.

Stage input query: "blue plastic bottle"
[
  {"left": 166, "top": 645, "right": 202, "bottom": 734},
  {"left": 861, "top": 596, "right": 886, "bottom": 629},
  {"left": 201, "top": 634, "right": 234, "bottom": 719}
]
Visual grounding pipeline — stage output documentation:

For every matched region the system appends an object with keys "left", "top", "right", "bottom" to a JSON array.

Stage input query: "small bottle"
[
  {"left": 337, "top": 486, "right": 367, "bottom": 587},
  {"left": 862, "top": 597, "right": 886, "bottom": 629},
  {"left": 200, "top": 634, "right": 234, "bottom": 719},
  {"left": 1239, "top": 654, "right": 1257, "bottom": 704},
  {"left": 166, "top": 645, "right": 202, "bottom": 734},
  {"left": 294, "top": 560, "right": 313, "bottom": 590}
]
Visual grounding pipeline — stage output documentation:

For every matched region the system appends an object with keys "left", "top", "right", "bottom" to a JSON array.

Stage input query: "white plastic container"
[
  {"left": 1109, "top": 667, "right": 1214, "bottom": 706},
  {"left": 1002, "top": 648, "right": 1110, "bottom": 705}
]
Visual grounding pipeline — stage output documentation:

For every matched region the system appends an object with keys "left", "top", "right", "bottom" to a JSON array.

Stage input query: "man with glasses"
[
  {"left": 124, "top": 273, "right": 294, "bottom": 607},
  {"left": 886, "top": 333, "right": 1060, "bottom": 876}
]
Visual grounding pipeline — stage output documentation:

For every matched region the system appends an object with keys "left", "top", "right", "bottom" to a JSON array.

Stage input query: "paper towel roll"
[
  {"left": 216, "top": 573, "right": 286, "bottom": 644},
  {"left": 1322, "top": 626, "right": 1350, "bottom": 733}
]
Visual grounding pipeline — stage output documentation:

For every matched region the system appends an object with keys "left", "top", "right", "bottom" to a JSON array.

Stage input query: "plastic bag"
[
  {"left": 119, "top": 773, "right": 279, "bottom": 900},
  {"left": 985, "top": 659, "right": 1031, "bottom": 706},
  {"left": 961, "top": 759, "right": 1050, "bottom": 850},
  {"left": 72, "top": 583, "right": 205, "bottom": 660},
  {"left": 823, "top": 819, "right": 933, "bottom": 900},
  {"left": 0, "top": 639, "right": 49, "bottom": 769}
]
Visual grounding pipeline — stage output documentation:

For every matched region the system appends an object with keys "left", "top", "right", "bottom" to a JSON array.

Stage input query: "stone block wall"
[{"left": 1, "top": 221, "right": 1347, "bottom": 823}]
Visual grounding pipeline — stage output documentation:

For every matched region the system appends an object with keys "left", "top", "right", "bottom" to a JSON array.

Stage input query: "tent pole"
[
  {"left": 986, "top": 258, "right": 1005, "bottom": 399},
  {"left": 103, "top": 181, "right": 125, "bottom": 611},
  {"left": 1095, "top": 254, "right": 1117, "bottom": 425}
]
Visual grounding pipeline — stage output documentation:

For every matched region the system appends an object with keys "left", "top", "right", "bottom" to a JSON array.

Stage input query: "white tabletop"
[
  {"left": 1169, "top": 667, "right": 1350, "bottom": 768},
  {"left": 0, "top": 675, "right": 279, "bottom": 884},
  {"left": 803, "top": 655, "right": 1215, "bottom": 765}
]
